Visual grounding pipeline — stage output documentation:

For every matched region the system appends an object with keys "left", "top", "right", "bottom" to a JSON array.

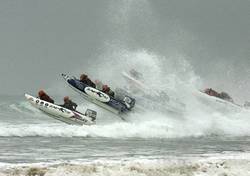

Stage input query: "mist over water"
[
  {"left": 0, "top": 0, "right": 248, "bottom": 139},
  {"left": 43, "top": 0, "right": 249, "bottom": 139},
  {"left": 59, "top": 0, "right": 249, "bottom": 103}
]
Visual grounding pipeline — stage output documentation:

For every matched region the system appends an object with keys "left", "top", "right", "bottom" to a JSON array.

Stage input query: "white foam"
[
  {"left": 1, "top": 153, "right": 250, "bottom": 176},
  {"left": 2, "top": 107, "right": 250, "bottom": 138}
]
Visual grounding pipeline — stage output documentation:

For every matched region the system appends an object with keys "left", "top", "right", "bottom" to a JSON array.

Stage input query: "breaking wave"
[
  {"left": 1, "top": 154, "right": 250, "bottom": 176},
  {"left": 1, "top": 90, "right": 250, "bottom": 138}
]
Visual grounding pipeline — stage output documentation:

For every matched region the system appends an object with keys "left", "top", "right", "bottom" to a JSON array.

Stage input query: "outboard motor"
[
  {"left": 115, "top": 88, "right": 136, "bottom": 110},
  {"left": 123, "top": 96, "right": 136, "bottom": 109},
  {"left": 85, "top": 109, "right": 97, "bottom": 121}
]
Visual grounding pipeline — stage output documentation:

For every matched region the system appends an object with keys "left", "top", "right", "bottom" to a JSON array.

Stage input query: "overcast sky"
[{"left": 0, "top": 0, "right": 249, "bottom": 102}]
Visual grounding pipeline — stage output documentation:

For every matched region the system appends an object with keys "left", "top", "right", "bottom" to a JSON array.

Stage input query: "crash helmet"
[
  {"left": 80, "top": 74, "right": 88, "bottom": 80},
  {"left": 38, "top": 90, "right": 45, "bottom": 97},
  {"left": 64, "top": 96, "right": 69, "bottom": 102}
]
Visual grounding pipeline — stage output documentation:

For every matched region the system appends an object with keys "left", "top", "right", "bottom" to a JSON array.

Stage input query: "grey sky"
[
  {"left": 0, "top": 0, "right": 107, "bottom": 94},
  {"left": 0, "top": 0, "right": 249, "bottom": 102}
]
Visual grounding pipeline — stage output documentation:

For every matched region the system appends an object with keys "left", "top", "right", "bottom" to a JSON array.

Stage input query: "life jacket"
[
  {"left": 62, "top": 100, "right": 77, "bottom": 111},
  {"left": 80, "top": 78, "right": 96, "bottom": 88},
  {"left": 40, "top": 94, "right": 54, "bottom": 104},
  {"left": 102, "top": 85, "right": 115, "bottom": 97}
]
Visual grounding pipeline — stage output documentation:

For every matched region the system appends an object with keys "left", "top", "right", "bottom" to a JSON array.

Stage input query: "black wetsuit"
[
  {"left": 80, "top": 79, "right": 96, "bottom": 88},
  {"left": 39, "top": 94, "right": 54, "bottom": 104},
  {"left": 61, "top": 100, "right": 77, "bottom": 111}
]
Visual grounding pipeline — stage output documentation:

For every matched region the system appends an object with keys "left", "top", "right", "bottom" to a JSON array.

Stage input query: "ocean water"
[{"left": 1, "top": 94, "right": 250, "bottom": 176}]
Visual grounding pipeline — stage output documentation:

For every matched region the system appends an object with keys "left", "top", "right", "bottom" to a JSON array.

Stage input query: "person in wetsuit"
[
  {"left": 60, "top": 96, "right": 77, "bottom": 111},
  {"left": 79, "top": 74, "right": 96, "bottom": 88},
  {"left": 38, "top": 90, "right": 54, "bottom": 103},
  {"left": 204, "top": 88, "right": 234, "bottom": 103},
  {"left": 102, "top": 85, "right": 115, "bottom": 97}
]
